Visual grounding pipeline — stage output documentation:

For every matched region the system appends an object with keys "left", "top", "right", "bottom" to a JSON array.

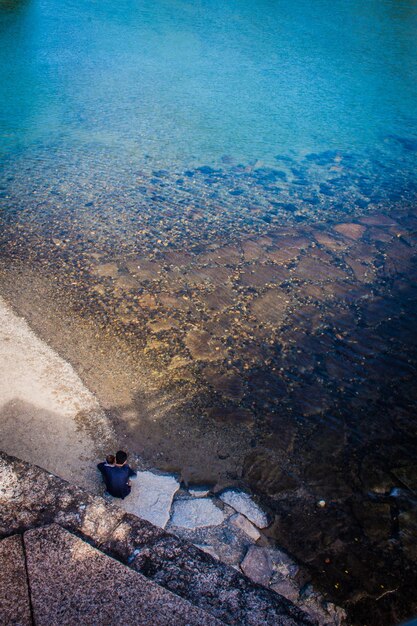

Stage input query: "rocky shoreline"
[
  {"left": 1, "top": 450, "right": 314, "bottom": 626},
  {"left": 1, "top": 145, "right": 417, "bottom": 624},
  {"left": 117, "top": 466, "right": 345, "bottom": 625},
  {"left": 0, "top": 295, "right": 344, "bottom": 624}
]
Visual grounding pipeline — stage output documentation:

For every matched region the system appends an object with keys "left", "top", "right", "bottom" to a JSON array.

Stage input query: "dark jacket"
[{"left": 97, "top": 462, "right": 136, "bottom": 499}]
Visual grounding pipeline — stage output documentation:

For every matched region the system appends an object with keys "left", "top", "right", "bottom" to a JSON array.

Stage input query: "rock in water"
[
  {"left": 219, "top": 489, "right": 269, "bottom": 528},
  {"left": 240, "top": 546, "right": 273, "bottom": 586},
  {"left": 270, "top": 578, "right": 300, "bottom": 603},
  {"left": 170, "top": 499, "right": 226, "bottom": 529}
]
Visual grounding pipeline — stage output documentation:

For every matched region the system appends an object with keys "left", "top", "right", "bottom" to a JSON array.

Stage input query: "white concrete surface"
[{"left": 0, "top": 296, "right": 114, "bottom": 491}]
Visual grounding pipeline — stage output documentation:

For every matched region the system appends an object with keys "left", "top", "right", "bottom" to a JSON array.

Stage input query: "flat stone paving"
[
  {"left": 24, "top": 524, "right": 223, "bottom": 626},
  {"left": 0, "top": 535, "right": 32, "bottom": 626},
  {"left": 219, "top": 489, "right": 269, "bottom": 528}
]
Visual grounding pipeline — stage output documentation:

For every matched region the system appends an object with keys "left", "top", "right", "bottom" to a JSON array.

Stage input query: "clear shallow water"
[
  {"left": 1, "top": 2, "right": 417, "bottom": 625},
  {"left": 1, "top": 0, "right": 417, "bottom": 165}
]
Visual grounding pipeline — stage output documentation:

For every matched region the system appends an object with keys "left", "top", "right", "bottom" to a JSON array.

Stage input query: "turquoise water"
[
  {"left": 2, "top": 3, "right": 417, "bottom": 624},
  {"left": 1, "top": 0, "right": 417, "bottom": 166}
]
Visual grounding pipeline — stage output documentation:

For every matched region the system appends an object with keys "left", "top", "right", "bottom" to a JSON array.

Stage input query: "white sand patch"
[{"left": 0, "top": 296, "right": 113, "bottom": 491}]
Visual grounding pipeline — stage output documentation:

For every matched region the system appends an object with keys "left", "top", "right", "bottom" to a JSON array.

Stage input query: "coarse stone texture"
[
  {"left": 24, "top": 524, "right": 222, "bottom": 626},
  {"left": 0, "top": 535, "right": 32, "bottom": 626},
  {"left": 119, "top": 470, "right": 179, "bottom": 528},
  {"left": 0, "top": 451, "right": 126, "bottom": 543},
  {"left": 195, "top": 544, "right": 220, "bottom": 560},
  {"left": 0, "top": 451, "right": 316, "bottom": 626},
  {"left": 168, "top": 516, "right": 250, "bottom": 568},
  {"left": 170, "top": 498, "right": 226, "bottom": 529},
  {"left": 299, "top": 586, "right": 347, "bottom": 626},
  {"left": 241, "top": 546, "right": 274, "bottom": 586},
  {"left": 230, "top": 513, "right": 261, "bottom": 541},
  {"left": 219, "top": 489, "right": 269, "bottom": 528},
  {"left": 126, "top": 535, "right": 315, "bottom": 626},
  {"left": 269, "top": 548, "right": 300, "bottom": 578},
  {"left": 270, "top": 578, "right": 300, "bottom": 603}
]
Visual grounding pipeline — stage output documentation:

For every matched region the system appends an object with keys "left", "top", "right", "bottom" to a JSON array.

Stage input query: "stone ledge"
[
  {"left": 24, "top": 524, "right": 222, "bottom": 626},
  {"left": 0, "top": 534, "right": 32, "bottom": 626},
  {"left": 0, "top": 450, "right": 315, "bottom": 625}
]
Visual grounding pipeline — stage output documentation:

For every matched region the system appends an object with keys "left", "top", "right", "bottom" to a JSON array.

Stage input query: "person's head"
[
  {"left": 115, "top": 450, "right": 128, "bottom": 465},
  {"left": 106, "top": 454, "right": 115, "bottom": 465}
]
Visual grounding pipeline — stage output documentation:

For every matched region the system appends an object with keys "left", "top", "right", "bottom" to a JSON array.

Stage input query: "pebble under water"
[
  {"left": 1, "top": 0, "right": 417, "bottom": 623},
  {"left": 0, "top": 142, "right": 417, "bottom": 625}
]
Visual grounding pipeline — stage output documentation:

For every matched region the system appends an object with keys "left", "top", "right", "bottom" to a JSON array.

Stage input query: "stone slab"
[
  {"left": 0, "top": 452, "right": 126, "bottom": 544},
  {"left": 119, "top": 470, "right": 179, "bottom": 528},
  {"left": 170, "top": 498, "right": 226, "bottom": 529},
  {"left": 195, "top": 544, "right": 219, "bottom": 560},
  {"left": 230, "top": 513, "right": 261, "bottom": 541},
  {"left": 269, "top": 547, "right": 299, "bottom": 578},
  {"left": 128, "top": 532, "right": 314, "bottom": 626},
  {"left": 271, "top": 578, "right": 300, "bottom": 603},
  {"left": 219, "top": 489, "right": 269, "bottom": 528},
  {"left": 0, "top": 535, "right": 32, "bottom": 626},
  {"left": 240, "top": 546, "right": 273, "bottom": 586},
  {"left": 24, "top": 524, "right": 222, "bottom": 626},
  {"left": 171, "top": 519, "right": 249, "bottom": 568}
]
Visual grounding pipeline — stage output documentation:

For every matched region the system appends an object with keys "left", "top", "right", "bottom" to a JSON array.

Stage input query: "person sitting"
[{"left": 97, "top": 450, "right": 136, "bottom": 499}]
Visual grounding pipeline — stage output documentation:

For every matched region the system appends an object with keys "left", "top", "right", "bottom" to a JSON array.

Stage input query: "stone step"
[
  {"left": 0, "top": 535, "right": 32, "bottom": 625},
  {"left": 22, "top": 524, "right": 223, "bottom": 626},
  {"left": 0, "top": 450, "right": 316, "bottom": 625}
]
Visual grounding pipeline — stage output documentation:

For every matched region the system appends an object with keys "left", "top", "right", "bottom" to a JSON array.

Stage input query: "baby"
[{"left": 104, "top": 454, "right": 115, "bottom": 467}]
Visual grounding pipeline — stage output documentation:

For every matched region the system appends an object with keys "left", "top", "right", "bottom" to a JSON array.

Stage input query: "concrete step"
[{"left": 21, "top": 524, "right": 223, "bottom": 626}]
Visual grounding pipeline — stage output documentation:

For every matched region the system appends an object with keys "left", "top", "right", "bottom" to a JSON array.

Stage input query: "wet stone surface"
[{"left": 1, "top": 144, "right": 417, "bottom": 625}]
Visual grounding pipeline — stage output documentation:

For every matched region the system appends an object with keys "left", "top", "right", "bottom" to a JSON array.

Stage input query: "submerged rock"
[
  {"left": 391, "top": 465, "right": 417, "bottom": 491},
  {"left": 250, "top": 288, "right": 289, "bottom": 327},
  {"left": 92, "top": 262, "right": 120, "bottom": 278},
  {"left": 219, "top": 489, "right": 269, "bottom": 528},
  {"left": 333, "top": 222, "right": 366, "bottom": 240},
  {"left": 188, "top": 486, "right": 211, "bottom": 498},
  {"left": 240, "top": 546, "right": 273, "bottom": 586},
  {"left": 185, "top": 329, "right": 227, "bottom": 361}
]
